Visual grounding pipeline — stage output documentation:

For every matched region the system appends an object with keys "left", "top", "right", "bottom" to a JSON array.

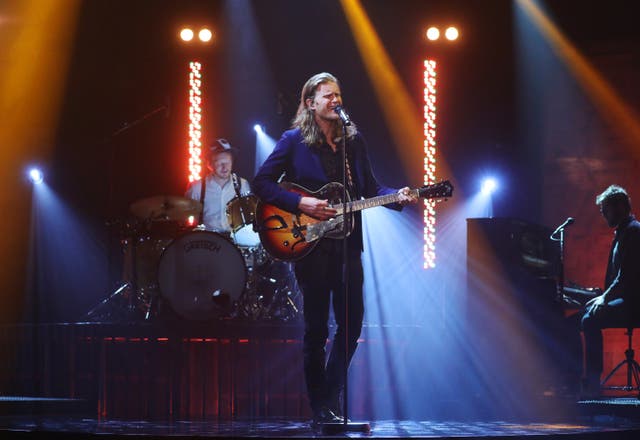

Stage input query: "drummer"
[{"left": 185, "top": 139, "right": 251, "bottom": 234}]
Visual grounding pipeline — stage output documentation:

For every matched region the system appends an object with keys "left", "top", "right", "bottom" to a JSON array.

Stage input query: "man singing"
[{"left": 252, "top": 72, "right": 416, "bottom": 424}]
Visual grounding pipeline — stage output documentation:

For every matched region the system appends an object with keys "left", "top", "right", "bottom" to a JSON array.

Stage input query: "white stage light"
[
  {"left": 29, "top": 168, "right": 44, "bottom": 184},
  {"left": 481, "top": 177, "right": 498, "bottom": 195}
]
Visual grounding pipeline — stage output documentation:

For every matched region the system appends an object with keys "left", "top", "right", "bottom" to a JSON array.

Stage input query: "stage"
[
  {"left": 2, "top": 323, "right": 640, "bottom": 439},
  {"left": 3, "top": 0, "right": 640, "bottom": 438},
  {"left": 0, "top": 415, "right": 640, "bottom": 439}
]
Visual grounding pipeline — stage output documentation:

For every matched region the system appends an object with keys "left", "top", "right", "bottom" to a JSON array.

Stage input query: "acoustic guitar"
[{"left": 255, "top": 180, "right": 453, "bottom": 261}]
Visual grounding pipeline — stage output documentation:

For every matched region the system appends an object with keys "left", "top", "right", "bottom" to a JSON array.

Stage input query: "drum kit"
[{"left": 88, "top": 194, "right": 301, "bottom": 322}]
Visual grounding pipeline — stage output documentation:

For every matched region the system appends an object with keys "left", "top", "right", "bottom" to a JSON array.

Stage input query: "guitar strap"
[
  {"left": 231, "top": 172, "right": 242, "bottom": 198},
  {"left": 344, "top": 152, "right": 355, "bottom": 196}
]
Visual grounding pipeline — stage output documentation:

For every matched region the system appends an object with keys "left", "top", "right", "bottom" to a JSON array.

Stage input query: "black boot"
[
  {"left": 327, "top": 390, "right": 349, "bottom": 422},
  {"left": 312, "top": 406, "right": 342, "bottom": 426}
]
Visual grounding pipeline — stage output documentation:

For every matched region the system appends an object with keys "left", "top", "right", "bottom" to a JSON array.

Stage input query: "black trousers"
[
  {"left": 294, "top": 241, "right": 364, "bottom": 413},
  {"left": 581, "top": 298, "right": 635, "bottom": 380}
]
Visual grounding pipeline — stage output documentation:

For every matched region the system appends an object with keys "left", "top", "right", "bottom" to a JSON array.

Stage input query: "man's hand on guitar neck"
[
  {"left": 398, "top": 187, "right": 418, "bottom": 206},
  {"left": 298, "top": 197, "right": 338, "bottom": 220}
]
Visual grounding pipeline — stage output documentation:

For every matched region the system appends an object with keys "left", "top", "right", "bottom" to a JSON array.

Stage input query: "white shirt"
[{"left": 185, "top": 174, "right": 251, "bottom": 233}]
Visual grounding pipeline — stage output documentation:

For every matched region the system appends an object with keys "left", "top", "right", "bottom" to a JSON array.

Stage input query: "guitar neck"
[{"left": 332, "top": 189, "right": 419, "bottom": 214}]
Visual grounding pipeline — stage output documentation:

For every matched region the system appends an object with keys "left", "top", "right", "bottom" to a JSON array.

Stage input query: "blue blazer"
[{"left": 252, "top": 128, "right": 401, "bottom": 251}]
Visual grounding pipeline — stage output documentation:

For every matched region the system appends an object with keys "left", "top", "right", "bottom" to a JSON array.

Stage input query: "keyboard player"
[{"left": 578, "top": 185, "right": 640, "bottom": 397}]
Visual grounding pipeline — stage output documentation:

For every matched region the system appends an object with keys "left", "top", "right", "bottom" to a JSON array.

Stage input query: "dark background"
[
  {"left": 6, "top": 0, "right": 640, "bottom": 321},
  {"left": 55, "top": 0, "right": 517, "bottom": 220},
  {"left": 1, "top": 0, "right": 640, "bottom": 420}
]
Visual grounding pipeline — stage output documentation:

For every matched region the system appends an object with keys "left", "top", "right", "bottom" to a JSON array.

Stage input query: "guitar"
[{"left": 255, "top": 180, "right": 453, "bottom": 261}]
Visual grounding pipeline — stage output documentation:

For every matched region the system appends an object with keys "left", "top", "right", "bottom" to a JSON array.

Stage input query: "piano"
[{"left": 466, "top": 217, "right": 589, "bottom": 397}]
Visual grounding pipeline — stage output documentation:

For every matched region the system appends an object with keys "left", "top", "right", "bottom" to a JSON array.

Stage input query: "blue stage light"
[
  {"left": 253, "top": 124, "right": 263, "bottom": 133},
  {"left": 481, "top": 177, "right": 497, "bottom": 195},
  {"left": 29, "top": 168, "right": 44, "bottom": 184}
]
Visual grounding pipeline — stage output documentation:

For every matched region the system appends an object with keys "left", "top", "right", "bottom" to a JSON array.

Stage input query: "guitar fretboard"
[{"left": 331, "top": 189, "right": 420, "bottom": 214}]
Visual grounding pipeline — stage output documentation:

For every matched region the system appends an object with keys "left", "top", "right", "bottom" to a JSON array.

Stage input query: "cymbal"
[{"left": 130, "top": 195, "right": 202, "bottom": 221}]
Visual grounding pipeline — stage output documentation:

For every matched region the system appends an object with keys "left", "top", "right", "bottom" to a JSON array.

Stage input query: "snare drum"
[{"left": 158, "top": 231, "right": 246, "bottom": 320}]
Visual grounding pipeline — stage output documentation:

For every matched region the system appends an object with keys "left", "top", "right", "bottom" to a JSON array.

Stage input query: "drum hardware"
[
  {"left": 82, "top": 281, "right": 137, "bottom": 322},
  {"left": 158, "top": 230, "right": 247, "bottom": 321},
  {"left": 124, "top": 195, "right": 204, "bottom": 320},
  {"left": 83, "top": 219, "right": 154, "bottom": 322},
  {"left": 83, "top": 194, "right": 202, "bottom": 322},
  {"left": 225, "top": 194, "right": 302, "bottom": 321},
  {"left": 130, "top": 195, "right": 203, "bottom": 222},
  {"left": 237, "top": 258, "right": 302, "bottom": 321},
  {"left": 98, "top": 104, "right": 172, "bottom": 321},
  {"left": 84, "top": 194, "right": 303, "bottom": 322}
]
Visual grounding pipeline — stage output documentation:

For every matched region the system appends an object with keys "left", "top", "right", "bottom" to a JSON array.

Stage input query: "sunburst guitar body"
[{"left": 255, "top": 180, "right": 453, "bottom": 262}]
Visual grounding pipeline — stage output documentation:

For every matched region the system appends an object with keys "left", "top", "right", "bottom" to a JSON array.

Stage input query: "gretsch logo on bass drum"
[{"left": 183, "top": 240, "right": 222, "bottom": 253}]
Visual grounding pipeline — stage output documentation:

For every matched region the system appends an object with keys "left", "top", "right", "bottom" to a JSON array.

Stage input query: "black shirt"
[
  {"left": 605, "top": 215, "right": 640, "bottom": 309},
  {"left": 312, "top": 142, "right": 358, "bottom": 254},
  {"left": 312, "top": 142, "right": 356, "bottom": 198}
]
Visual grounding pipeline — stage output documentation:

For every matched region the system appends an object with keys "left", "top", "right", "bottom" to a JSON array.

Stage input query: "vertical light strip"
[
  {"left": 188, "top": 61, "right": 203, "bottom": 182},
  {"left": 423, "top": 59, "right": 437, "bottom": 269}
]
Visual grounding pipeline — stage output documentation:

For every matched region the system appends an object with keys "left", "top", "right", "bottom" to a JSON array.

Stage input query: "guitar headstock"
[{"left": 418, "top": 180, "right": 454, "bottom": 199}]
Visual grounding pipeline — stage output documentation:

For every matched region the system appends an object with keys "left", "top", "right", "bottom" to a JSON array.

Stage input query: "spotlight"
[
  {"left": 481, "top": 177, "right": 498, "bottom": 195},
  {"left": 180, "top": 28, "right": 194, "bottom": 42},
  {"left": 198, "top": 28, "right": 213, "bottom": 42},
  {"left": 253, "top": 124, "right": 263, "bottom": 133},
  {"left": 445, "top": 26, "right": 459, "bottom": 41},
  {"left": 29, "top": 168, "right": 44, "bottom": 185},
  {"left": 426, "top": 27, "right": 440, "bottom": 41}
]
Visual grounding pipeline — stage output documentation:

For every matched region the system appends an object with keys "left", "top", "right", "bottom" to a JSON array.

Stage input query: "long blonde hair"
[{"left": 292, "top": 72, "right": 357, "bottom": 145}]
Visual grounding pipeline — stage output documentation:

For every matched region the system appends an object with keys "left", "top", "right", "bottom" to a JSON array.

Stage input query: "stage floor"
[{"left": 1, "top": 416, "right": 640, "bottom": 439}]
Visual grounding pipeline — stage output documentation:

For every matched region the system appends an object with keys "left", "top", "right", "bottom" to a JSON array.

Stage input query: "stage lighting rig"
[
  {"left": 179, "top": 26, "right": 214, "bottom": 182},
  {"left": 425, "top": 25, "right": 461, "bottom": 43},
  {"left": 422, "top": 24, "right": 460, "bottom": 268}
]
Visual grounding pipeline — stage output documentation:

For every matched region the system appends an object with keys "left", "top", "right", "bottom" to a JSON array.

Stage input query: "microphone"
[
  {"left": 333, "top": 105, "right": 352, "bottom": 126},
  {"left": 551, "top": 217, "right": 575, "bottom": 239}
]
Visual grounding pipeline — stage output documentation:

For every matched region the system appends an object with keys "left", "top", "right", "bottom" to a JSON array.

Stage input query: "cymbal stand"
[
  {"left": 82, "top": 228, "right": 144, "bottom": 322},
  {"left": 82, "top": 281, "right": 131, "bottom": 321},
  {"left": 97, "top": 103, "right": 169, "bottom": 322},
  {"left": 550, "top": 221, "right": 569, "bottom": 302}
]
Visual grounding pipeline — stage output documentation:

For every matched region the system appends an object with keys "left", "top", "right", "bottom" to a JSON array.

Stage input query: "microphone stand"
[
  {"left": 322, "top": 121, "right": 370, "bottom": 434},
  {"left": 550, "top": 223, "right": 569, "bottom": 303},
  {"left": 557, "top": 227, "right": 566, "bottom": 302}
]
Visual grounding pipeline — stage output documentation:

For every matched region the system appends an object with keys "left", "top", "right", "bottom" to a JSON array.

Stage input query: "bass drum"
[{"left": 158, "top": 231, "right": 246, "bottom": 320}]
